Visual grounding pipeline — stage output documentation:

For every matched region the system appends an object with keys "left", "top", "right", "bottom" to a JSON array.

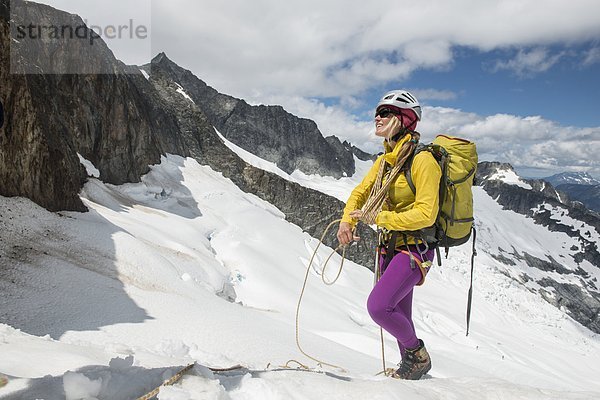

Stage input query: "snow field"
[{"left": 0, "top": 154, "right": 598, "bottom": 399}]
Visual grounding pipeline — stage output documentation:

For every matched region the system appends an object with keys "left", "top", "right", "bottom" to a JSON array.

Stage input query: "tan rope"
[
  {"left": 293, "top": 219, "right": 348, "bottom": 372},
  {"left": 136, "top": 363, "right": 195, "bottom": 400},
  {"left": 360, "top": 135, "right": 419, "bottom": 225},
  {"left": 293, "top": 221, "right": 397, "bottom": 376}
]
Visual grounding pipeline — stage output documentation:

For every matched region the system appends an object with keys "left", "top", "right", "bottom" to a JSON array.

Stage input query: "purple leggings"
[{"left": 367, "top": 248, "right": 434, "bottom": 356}]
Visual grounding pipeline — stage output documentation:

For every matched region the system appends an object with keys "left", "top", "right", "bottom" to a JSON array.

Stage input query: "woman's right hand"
[{"left": 337, "top": 222, "right": 360, "bottom": 246}]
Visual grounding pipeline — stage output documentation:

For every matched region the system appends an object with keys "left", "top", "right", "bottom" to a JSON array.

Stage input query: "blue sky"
[
  {"left": 36, "top": 0, "right": 600, "bottom": 178},
  {"left": 403, "top": 44, "right": 600, "bottom": 128}
]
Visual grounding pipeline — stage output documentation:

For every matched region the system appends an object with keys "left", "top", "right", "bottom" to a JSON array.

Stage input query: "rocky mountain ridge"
[
  {"left": 144, "top": 53, "right": 356, "bottom": 179},
  {"left": 540, "top": 171, "right": 600, "bottom": 212},
  {"left": 140, "top": 54, "right": 377, "bottom": 267}
]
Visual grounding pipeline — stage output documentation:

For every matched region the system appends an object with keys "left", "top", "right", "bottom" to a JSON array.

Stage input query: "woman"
[{"left": 337, "top": 90, "right": 441, "bottom": 380}]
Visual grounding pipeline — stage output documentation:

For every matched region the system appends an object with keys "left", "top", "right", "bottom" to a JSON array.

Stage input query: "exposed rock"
[
  {"left": 0, "top": 0, "right": 186, "bottom": 211},
  {"left": 147, "top": 53, "right": 356, "bottom": 178},
  {"left": 521, "top": 252, "right": 572, "bottom": 275},
  {"left": 538, "top": 278, "right": 600, "bottom": 334},
  {"left": 556, "top": 184, "right": 600, "bottom": 213}
]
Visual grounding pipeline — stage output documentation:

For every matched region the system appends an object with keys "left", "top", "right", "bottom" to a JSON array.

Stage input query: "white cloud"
[
  {"left": 491, "top": 48, "right": 566, "bottom": 77},
  {"left": 144, "top": 0, "right": 600, "bottom": 101},
  {"left": 418, "top": 108, "right": 600, "bottom": 177},
  {"left": 583, "top": 47, "right": 600, "bottom": 66},
  {"left": 37, "top": 0, "right": 600, "bottom": 100}
]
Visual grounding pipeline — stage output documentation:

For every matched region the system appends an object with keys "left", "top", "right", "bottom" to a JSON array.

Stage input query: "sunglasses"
[{"left": 375, "top": 108, "right": 398, "bottom": 119}]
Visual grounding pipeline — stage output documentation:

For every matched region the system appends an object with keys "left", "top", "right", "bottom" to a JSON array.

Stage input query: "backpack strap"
[
  {"left": 466, "top": 226, "right": 477, "bottom": 336},
  {"left": 403, "top": 143, "right": 430, "bottom": 195}
]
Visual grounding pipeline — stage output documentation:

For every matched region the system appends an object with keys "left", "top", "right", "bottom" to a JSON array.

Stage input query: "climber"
[{"left": 337, "top": 90, "right": 441, "bottom": 380}]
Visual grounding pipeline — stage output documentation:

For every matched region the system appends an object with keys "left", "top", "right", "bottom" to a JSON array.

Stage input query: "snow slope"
[
  {"left": 487, "top": 168, "right": 533, "bottom": 190},
  {"left": 1, "top": 155, "right": 599, "bottom": 399},
  {"left": 215, "top": 128, "right": 373, "bottom": 202}
]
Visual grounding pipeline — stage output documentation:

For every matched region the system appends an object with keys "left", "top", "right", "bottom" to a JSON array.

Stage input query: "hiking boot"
[{"left": 392, "top": 339, "right": 431, "bottom": 380}]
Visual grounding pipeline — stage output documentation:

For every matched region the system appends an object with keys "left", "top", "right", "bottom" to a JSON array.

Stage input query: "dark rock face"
[
  {"left": 1, "top": 1, "right": 85, "bottom": 211},
  {"left": 538, "top": 278, "right": 600, "bottom": 334},
  {"left": 147, "top": 53, "right": 356, "bottom": 179},
  {"left": 0, "top": 0, "right": 185, "bottom": 211},
  {"left": 350, "top": 143, "right": 377, "bottom": 162}
]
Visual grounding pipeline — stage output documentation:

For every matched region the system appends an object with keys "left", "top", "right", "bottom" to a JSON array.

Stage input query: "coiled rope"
[{"left": 292, "top": 218, "right": 348, "bottom": 372}]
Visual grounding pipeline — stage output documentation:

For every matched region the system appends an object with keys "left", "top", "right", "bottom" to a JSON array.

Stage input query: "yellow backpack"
[
  {"left": 406, "top": 134, "right": 478, "bottom": 250},
  {"left": 406, "top": 134, "right": 478, "bottom": 334}
]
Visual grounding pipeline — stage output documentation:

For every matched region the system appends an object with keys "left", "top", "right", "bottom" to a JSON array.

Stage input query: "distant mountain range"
[
  {"left": 542, "top": 172, "right": 600, "bottom": 212},
  {"left": 543, "top": 172, "right": 600, "bottom": 186}
]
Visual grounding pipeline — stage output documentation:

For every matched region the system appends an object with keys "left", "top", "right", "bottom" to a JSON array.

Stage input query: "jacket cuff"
[{"left": 340, "top": 215, "right": 357, "bottom": 226}]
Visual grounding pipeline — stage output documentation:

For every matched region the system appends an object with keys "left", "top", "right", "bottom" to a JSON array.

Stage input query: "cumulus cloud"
[
  {"left": 414, "top": 107, "right": 600, "bottom": 177},
  {"left": 491, "top": 48, "right": 566, "bottom": 77},
  {"left": 143, "top": 0, "right": 600, "bottom": 100},
  {"left": 37, "top": 0, "right": 600, "bottom": 98}
]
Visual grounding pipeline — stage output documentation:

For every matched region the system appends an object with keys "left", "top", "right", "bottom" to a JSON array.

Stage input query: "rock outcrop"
[
  {"left": 0, "top": 0, "right": 186, "bottom": 211},
  {"left": 147, "top": 53, "right": 356, "bottom": 178}
]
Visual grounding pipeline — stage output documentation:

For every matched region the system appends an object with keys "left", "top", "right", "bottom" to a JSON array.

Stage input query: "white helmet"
[{"left": 376, "top": 90, "right": 421, "bottom": 121}]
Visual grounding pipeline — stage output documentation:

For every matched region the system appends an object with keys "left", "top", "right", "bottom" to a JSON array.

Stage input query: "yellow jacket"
[{"left": 342, "top": 134, "right": 442, "bottom": 243}]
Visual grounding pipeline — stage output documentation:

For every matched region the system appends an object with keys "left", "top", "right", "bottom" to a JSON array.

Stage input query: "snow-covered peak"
[
  {"left": 487, "top": 167, "right": 532, "bottom": 189},
  {"left": 544, "top": 171, "right": 600, "bottom": 186}
]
